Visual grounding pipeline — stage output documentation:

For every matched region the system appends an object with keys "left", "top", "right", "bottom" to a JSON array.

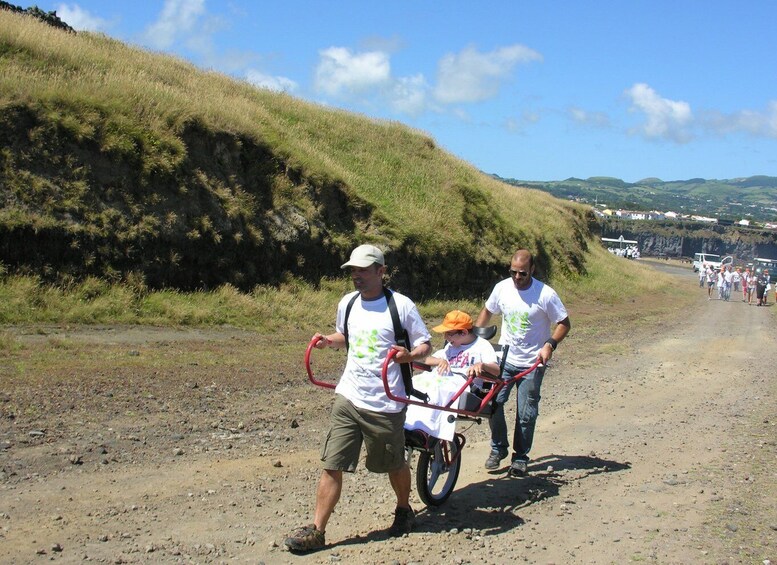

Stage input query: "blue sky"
[{"left": 32, "top": 0, "right": 777, "bottom": 183}]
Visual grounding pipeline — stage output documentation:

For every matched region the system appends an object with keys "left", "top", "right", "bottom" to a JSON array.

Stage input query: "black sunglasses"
[{"left": 509, "top": 269, "right": 530, "bottom": 278}]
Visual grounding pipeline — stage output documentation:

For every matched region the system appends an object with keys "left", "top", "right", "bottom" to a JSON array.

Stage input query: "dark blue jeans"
[{"left": 488, "top": 362, "right": 546, "bottom": 462}]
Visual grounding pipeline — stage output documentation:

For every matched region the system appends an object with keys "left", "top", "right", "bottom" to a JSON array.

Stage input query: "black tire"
[{"left": 415, "top": 436, "right": 462, "bottom": 506}]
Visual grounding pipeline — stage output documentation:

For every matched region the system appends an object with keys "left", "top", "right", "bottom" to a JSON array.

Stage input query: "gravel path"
[{"left": 1, "top": 267, "right": 775, "bottom": 564}]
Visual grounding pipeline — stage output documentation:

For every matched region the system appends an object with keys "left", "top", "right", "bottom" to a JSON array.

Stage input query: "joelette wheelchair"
[{"left": 305, "top": 326, "right": 540, "bottom": 506}]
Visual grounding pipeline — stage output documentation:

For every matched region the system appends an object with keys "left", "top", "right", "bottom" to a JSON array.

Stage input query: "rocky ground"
[{"left": 1, "top": 260, "right": 775, "bottom": 564}]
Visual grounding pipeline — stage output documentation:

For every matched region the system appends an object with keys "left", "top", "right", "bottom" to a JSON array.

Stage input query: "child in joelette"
[
  {"left": 424, "top": 310, "right": 500, "bottom": 387},
  {"left": 404, "top": 311, "right": 500, "bottom": 440}
]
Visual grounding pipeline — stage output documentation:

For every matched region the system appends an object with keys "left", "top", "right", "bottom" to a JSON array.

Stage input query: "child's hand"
[{"left": 435, "top": 360, "right": 451, "bottom": 375}]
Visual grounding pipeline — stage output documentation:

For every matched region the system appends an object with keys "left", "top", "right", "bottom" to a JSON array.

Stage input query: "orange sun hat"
[{"left": 432, "top": 310, "right": 474, "bottom": 333}]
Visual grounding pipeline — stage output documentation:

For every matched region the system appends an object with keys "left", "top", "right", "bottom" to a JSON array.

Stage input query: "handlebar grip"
[{"left": 305, "top": 336, "right": 336, "bottom": 390}]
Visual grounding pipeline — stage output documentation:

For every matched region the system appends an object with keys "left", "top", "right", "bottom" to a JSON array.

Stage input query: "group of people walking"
[
  {"left": 284, "top": 245, "right": 570, "bottom": 553},
  {"left": 699, "top": 263, "right": 772, "bottom": 306}
]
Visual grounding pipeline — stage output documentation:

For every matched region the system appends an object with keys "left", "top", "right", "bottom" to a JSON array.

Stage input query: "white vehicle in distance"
[
  {"left": 753, "top": 257, "right": 777, "bottom": 283},
  {"left": 693, "top": 252, "right": 733, "bottom": 272}
]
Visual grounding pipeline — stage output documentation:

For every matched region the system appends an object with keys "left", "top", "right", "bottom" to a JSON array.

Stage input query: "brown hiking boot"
[
  {"left": 283, "top": 524, "right": 325, "bottom": 553},
  {"left": 388, "top": 506, "right": 415, "bottom": 537}
]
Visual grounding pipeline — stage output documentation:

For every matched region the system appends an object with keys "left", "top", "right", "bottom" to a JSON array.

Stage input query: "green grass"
[
  {"left": 0, "top": 331, "right": 21, "bottom": 352},
  {"left": 0, "top": 245, "right": 695, "bottom": 334},
  {"left": 0, "top": 269, "right": 359, "bottom": 332}
]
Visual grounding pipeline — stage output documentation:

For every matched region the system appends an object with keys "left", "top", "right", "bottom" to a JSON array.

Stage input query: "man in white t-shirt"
[
  {"left": 722, "top": 265, "right": 733, "bottom": 301},
  {"left": 284, "top": 245, "right": 431, "bottom": 553},
  {"left": 475, "top": 249, "right": 571, "bottom": 477},
  {"left": 706, "top": 265, "right": 716, "bottom": 299},
  {"left": 732, "top": 267, "right": 742, "bottom": 293}
]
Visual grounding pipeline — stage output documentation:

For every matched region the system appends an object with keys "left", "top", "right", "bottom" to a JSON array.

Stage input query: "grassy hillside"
[{"left": 2, "top": 10, "right": 606, "bottom": 300}]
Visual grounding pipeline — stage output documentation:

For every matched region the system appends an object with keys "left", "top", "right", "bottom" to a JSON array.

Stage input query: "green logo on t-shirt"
[
  {"left": 505, "top": 311, "right": 530, "bottom": 336},
  {"left": 350, "top": 329, "right": 379, "bottom": 362}
]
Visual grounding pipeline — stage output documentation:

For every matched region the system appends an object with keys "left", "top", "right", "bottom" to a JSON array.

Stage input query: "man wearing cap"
[
  {"left": 284, "top": 244, "right": 431, "bottom": 553},
  {"left": 475, "top": 249, "right": 571, "bottom": 477}
]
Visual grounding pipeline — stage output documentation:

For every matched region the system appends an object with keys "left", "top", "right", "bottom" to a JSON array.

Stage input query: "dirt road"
[{"left": 1, "top": 265, "right": 775, "bottom": 564}]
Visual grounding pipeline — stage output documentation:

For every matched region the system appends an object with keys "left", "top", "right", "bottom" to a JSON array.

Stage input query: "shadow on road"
[
  {"left": 327, "top": 453, "right": 631, "bottom": 549},
  {"left": 417, "top": 452, "right": 630, "bottom": 535}
]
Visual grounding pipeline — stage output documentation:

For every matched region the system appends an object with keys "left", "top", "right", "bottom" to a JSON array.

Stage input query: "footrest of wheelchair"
[{"left": 459, "top": 391, "right": 493, "bottom": 416}]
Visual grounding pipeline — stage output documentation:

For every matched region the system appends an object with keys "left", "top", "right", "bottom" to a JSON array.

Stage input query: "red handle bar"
[
  {"left": 381, "top": 348, "right": 542, "bottom": 418},
  {"left": 305, "top": 335, "right": 542, "bottom": 419},
  {"left": 305, "top": 336, "right": 336, "bottom": 389}
]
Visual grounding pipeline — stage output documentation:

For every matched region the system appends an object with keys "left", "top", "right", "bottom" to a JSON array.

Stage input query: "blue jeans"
[
  {"left": 488, "top": 361, "right": 546, "bottom": 462},
  {"left": 722, "top": 282, "right": 731, "bottom": 301}
]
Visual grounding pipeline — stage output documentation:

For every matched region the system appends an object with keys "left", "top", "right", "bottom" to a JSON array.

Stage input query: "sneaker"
[
  {"left": 508, "top": 459, "right": 528, "bottom": 477},
  {"left": 388, "top": 506, "right": 415, "bottom": 537},
  {"left": 284, "top": 524, "right": 325, "bottom": 553},
  {"left": 484, "top": 450, "right": 507, "bottom": 470}
]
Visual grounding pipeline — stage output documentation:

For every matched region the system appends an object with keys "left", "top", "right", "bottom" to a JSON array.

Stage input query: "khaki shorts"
[{"left": 320, "top": 394, "right": 407, "bottom": 473}]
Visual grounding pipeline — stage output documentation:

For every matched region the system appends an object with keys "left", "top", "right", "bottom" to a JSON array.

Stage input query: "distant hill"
[{"left": 493, "top": 175, "right": 777, "bottom": 223}]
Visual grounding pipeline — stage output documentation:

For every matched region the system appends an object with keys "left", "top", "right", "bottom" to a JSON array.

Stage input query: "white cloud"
[
  {"left": 504, "top": 111, "right": 541, "bottom": 133},
  {"left": 625, "top": 83, "right": 693, "bottom": 142},
  {"left": 568, "top": 106, "right": 610, "bottom": 128},
  {"left": 314, "top": 47, "right": 391, "bottom": 96},
  {"left": 701, "top": 101, "right": 777, "bottom": 138},
  {"left": 138, "top": 1, "right": 298, "bottom": 101},
  {"left": 245, "top": 70, "right": 298, "bottom": 93},
  {"left": 143, "top": 0, "right": 205, "bottom": 50},
  {"left": 314, "top": 46, "right": 432, "bottom": 116},
  {"left": 452, "top": 107, "right": 472, "bottom": 122},
  {"left": 312, "top": 42, "right": 543, "bottom": 118},
  {"left": 387, "top": 74, "right": 431, "bottom": 116},
  {"left": 434, "top": 44, "right": 542, "bottom": 104},
  {"left": 55, "top": 3, "right": 109, "bottom": 32},
  {"left": 622, "top": 84, "right": 776, "bottom": 142}
]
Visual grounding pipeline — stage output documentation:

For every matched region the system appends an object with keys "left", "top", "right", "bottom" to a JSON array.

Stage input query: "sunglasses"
[{"left": 509, "top": 269, "right": 530, "bottom": 278}]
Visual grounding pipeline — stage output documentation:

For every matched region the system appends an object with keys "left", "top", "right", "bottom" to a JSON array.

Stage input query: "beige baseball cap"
[{"left": 340, "top": 244, "right": 385, "bottom": 269}]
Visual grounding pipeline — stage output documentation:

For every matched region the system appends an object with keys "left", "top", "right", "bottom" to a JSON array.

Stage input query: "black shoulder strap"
[
  {"left": 342, "top": 292, "right": 359, "bottom": 351},
  {"left": 383, "top": 288, "right": 428, "bottom": 402}
]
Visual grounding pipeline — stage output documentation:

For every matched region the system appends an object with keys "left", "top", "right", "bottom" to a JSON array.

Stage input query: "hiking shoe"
[
  {"left": 484, "top": 450, "right": 507, "bottom": 470},
  {"left": 388, "top": 506, "right": 415, "bottom": 537},
  {"left": 508, "top": 459, "right": 528, "bottom": 477},
  {"left": 283, "top": 524, "right": 325, "bottom": 553}
]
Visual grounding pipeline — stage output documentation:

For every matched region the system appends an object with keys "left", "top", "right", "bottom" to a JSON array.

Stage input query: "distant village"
[{"left": 592, "top": 206, "right": 777, "bottom": 230}]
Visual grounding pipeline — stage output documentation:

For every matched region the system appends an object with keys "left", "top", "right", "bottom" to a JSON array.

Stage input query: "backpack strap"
[
  {"left": 342, "top": 292, "right": 359, "bottom": 350},
  {"left": 382, "top": 287, "right": 428, "bottom": 402}
]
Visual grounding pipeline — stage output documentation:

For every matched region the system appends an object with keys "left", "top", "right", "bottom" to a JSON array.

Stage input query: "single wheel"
[{"left": 415, "top": 435, "right": 462, "bottom": 506}]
